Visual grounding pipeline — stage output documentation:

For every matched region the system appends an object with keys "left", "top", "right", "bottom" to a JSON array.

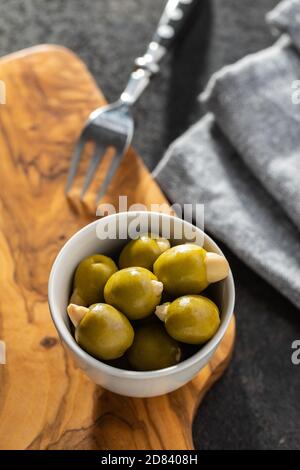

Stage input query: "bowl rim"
[{"left": 48, "top": 211, "right": 235, "bottom": 379}]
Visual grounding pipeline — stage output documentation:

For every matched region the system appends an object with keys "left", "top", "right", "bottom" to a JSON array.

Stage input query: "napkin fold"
[
  {"left": 154, "top": 0, "right": 300, "bottom": 309},
  {"left": 267, "top": 0, "right": 300, "bottom": 49}
]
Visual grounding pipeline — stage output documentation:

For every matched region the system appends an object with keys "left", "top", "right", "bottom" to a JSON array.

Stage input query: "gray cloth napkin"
[{"left": 154, "top": 0, "right": 300, "bottom": 309}]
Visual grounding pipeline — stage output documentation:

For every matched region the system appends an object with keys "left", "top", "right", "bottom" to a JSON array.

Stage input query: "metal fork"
[{"left": 65, "top": 0, "right": 197, "bottom": 202}]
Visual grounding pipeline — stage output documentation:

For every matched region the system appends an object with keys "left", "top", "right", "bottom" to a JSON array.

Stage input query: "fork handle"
[{"left": 120, "top": 0, "right": 197, "bottom": 105}]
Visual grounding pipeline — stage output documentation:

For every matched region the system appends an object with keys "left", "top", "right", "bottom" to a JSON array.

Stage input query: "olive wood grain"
[{"left": 0, "top": 45, "right": 235, "bottom": 450}]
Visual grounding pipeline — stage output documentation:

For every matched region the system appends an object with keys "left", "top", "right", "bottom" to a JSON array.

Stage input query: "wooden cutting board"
[{"left": 0, "top": 45, "right": 235, "bottom": 450}]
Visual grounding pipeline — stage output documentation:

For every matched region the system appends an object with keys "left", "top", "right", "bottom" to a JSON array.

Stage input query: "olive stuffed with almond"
[
  {"left": 153, "top": 244, "right": 229, "bottom": 296},
  {"left": 156, "top": 295, "right": 220, "bottom": 344},
  {"left": 67, "top": 303, "right": 134, "bottom": 360},
  {"left": 104, "top": 267, "right": 163, "bottom": 320},
  {"left": 70, "top": 254, "right": 117, "bottom": 306}
]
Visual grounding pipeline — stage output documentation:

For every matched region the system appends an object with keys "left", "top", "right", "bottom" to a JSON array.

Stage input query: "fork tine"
[
  {"left": 80, "top": 144, "right": 105, "bottom": 199},
  {"left": 65, "top": 136, "right": 85, "bottom": 193},
  {"left": 96, "top": 146, "right": 127, "bottom": 202}
]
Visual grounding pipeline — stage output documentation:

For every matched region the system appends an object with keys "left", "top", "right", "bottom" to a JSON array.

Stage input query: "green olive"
[
  {"left": 104, "top": 267, "right": 163, "bottom": 320},
  {"left": 71, "top": 254, "right": 118, "bottom": 306},
  {"left": 156, "top": 295, "right": 220, "bottom": 344},
  {"left": 127, "top": 324, "right": 181, "bottom": 371},
  {"left": 154, "top": 244, "right": 229, "bottom": 296},
  {"left": 153, "top": 244, "right": 208, "bottom": 296},
  {"left": 75, "top": 303, "right": 134, "bottom": 360},
  {"left": 119, "top": 234, "right": 170, "bottom": 270}
]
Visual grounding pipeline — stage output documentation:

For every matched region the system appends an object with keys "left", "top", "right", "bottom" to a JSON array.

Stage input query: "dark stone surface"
[
  {"left": 194, "top": 241, "right": 300, "bottom": 450},
  {"left": 1, "top": 0, "right": 299, "bottom": 449}
]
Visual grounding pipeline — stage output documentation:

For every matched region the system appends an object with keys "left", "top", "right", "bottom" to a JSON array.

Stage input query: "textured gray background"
[{"left": 1, "top": 0, "right": 300, "bottom": 449}]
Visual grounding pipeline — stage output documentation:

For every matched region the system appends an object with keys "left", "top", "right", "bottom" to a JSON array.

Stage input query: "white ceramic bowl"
[{"left": 48, "top": 211, "right": 235, "bottom": 397}]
